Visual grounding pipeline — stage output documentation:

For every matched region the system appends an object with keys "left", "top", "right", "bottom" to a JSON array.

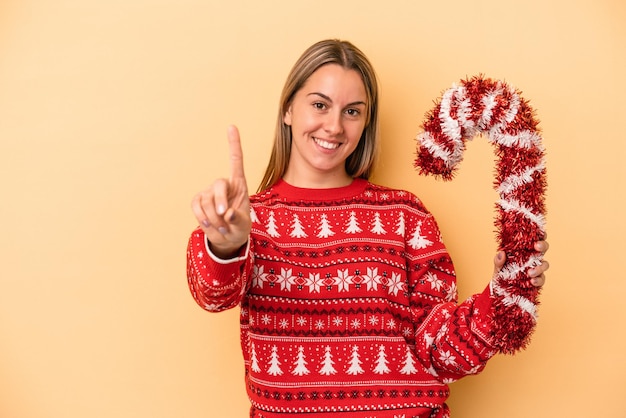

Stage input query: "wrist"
[{"left": 207, "top": 240, "right": 245, "bottom": 260}]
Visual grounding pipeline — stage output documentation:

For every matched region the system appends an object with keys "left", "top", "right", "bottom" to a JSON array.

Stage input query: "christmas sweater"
[{"left": 187, "top": 178, "right": 499, "bottom": 418}]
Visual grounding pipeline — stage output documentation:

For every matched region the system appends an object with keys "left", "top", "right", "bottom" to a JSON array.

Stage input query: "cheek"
[
  {"left": 294, "top": 113, "right": 322, "bottom": 132},
  {"left": 349, "top": 121, "right": 367, "bottom": 141}
]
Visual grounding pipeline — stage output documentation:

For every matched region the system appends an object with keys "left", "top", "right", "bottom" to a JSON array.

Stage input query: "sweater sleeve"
[
  {"left": 412, "top": 263, "right": 498, "bottom": 383},
  {"left": 186, "top": 227, "right": 252, "bottom": 312},
  {"left": 406, "top": 215, "right": 499, "bottom": 383}
]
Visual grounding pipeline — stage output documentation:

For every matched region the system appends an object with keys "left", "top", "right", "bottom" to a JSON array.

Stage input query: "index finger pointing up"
[{"left": 227, "top": 125, "right": 246, "bottom": 181}]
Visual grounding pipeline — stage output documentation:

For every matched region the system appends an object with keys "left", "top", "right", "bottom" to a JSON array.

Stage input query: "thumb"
[{"left": 493, "top": 250, "right": 506, "bottom": 275}]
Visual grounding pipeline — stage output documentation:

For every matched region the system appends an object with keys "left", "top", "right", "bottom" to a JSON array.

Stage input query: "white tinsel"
[
  {"left": 498, "top": 198, "right": 547, "bottom": 231},
  {"left": 498, "top": 158, "right": 547, "bottom": 195},
  {"left": 490, "top": 129, "right": 544, "bottom": 150}
]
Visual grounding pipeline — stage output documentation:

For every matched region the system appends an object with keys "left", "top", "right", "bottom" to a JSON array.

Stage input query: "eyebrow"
[{"left": 307, "top": 92, "right": 367, "bottom": 107}]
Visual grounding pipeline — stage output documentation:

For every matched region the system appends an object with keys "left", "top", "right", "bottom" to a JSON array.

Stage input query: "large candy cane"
[{"left": 415, "top": 75, "right": 546, "bottom": 353}]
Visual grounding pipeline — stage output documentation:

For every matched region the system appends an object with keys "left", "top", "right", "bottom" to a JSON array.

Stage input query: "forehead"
[{"left": 300, "top": 64, "right": 367, "bottom": 100}]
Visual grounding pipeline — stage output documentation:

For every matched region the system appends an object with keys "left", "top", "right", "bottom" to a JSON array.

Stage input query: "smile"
[{"left": 313, "top": 137, "right": 341, "bottom": 150}]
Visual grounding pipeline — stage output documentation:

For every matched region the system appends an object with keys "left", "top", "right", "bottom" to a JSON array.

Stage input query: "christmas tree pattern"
[
  {"left": 244, "top": 195, "right": 448, "bottom": 297},
  {"left": 265, "top": 211, "right": 280, "bottom": 238},
  {"left": 250, "top": 207, "right": 259, "bottom": 224},
  {"left": 373, "top": 344, "right": 390, "bottom": 374},
  {"left": 289, "top": 214, "right": 308, "bottom": 238},
  {"left": 408, "top": 220, "right": 433, "bottom": 249},
  {"left": 267, "top": 345, "right": 283, "bottom": 376},
  {"left": 399, "top": 346, "right": 418, "bottom": 375},
  {"left": 250, "top": 342, "right": 261, "bottom": 373},
  {"left": 345, "top": 345, "right": 364, "bottom": 375},
  {"left": 318, "top": 346, "right": 337, "bottom": 375},
  {"left": 317, "top": 214, "right": 335, "bottom": 238},
  {"left": 394, "top": 211, "right": 405, "bottom": 236},
  {"left": 344, "top": 211, "right": 362, "bottom": 234},
  {"left": 370, "top": 212, "right": 386, "bottom": 235},
  {"left": 251, "top": 342, "right": 438, "bottom": 379},
  {"left": 291, "top": 345, "right": 310, "bottom": 376}
]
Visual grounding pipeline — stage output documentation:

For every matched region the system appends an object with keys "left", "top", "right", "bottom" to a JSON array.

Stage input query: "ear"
[{"left": 283, "top": 105, "right": 292, "bottom": 126}]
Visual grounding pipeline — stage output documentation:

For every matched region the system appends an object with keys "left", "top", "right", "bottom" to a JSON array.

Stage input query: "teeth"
[{"left": 314, "top": 138, "right": 340, "bottom": 150}]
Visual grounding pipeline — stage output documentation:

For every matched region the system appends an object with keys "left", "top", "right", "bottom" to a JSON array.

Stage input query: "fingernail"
[
  {"left": 218, "top": 226, "right": 227, "bottom": 234},
  {"left": 202, "top": 220, "right": 210, "bottom": 228},
  {"left": 217, "top": 204, "right": 226, "bottom": 215},
  {"left": 229, "top": 211, "right": 236, "bottom": 222}
]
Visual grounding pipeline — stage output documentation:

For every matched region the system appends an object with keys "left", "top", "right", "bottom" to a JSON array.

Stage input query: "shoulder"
[{"left": 363, "top": 181, "right": 430, "bottom": 213}]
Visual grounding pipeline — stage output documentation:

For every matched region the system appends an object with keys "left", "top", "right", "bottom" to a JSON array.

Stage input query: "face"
[{"left": 283, "top": 64, "right": 368, "bottom": 187}]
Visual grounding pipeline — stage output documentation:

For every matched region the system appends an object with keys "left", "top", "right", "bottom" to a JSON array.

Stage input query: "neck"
[{"left": 282, "top": 168, "right": 353, "bottom": 189}]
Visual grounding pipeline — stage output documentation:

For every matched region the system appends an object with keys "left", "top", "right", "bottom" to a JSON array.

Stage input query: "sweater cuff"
[
  {"left": 475, "top": 283, "right": 494, "bottom": 311},
  {"left": 470, "top": 285, "right": 497, "bottom": 347}
]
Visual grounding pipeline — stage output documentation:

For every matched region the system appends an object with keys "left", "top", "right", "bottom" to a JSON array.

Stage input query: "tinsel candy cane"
[{"left": 415, "top": 75, "right": 547, "bottom": 353}]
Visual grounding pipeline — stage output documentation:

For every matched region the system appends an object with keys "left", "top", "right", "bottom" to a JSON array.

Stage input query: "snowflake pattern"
[
  {"left": 250, "top": 265, "right": 418, "bottom": 298},
  {"left": 363, "top": 267, "right": 381, "bottom": 291},
  {"left": 387, "top": 272, "right": 406, "bottom": 296},
  {"left": 425, "top": 271, "right": 444, "bottom": 292},
  {"left": 439, "top": 350, "right": 457, "bottom": 366},
  {"left": 296, "top": 316, "right": 307, "bottom": 327},
  {"left": 307, "top": 273, "right": 323, "bottom": 293},
  {"left": 335, "top": 268, "right": 353, "bottom": 291}
]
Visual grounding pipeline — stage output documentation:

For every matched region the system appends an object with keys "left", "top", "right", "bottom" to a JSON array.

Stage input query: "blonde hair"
[{"left": 257, "top": 39, "right": 380, "bottom": 192}]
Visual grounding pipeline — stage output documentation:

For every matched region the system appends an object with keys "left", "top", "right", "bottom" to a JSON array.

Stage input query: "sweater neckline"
[{"left": 273, "top": 178, "right": 368, "bottom": 201}]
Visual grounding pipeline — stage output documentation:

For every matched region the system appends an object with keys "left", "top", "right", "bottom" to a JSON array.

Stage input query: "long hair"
[{"left": 257, "top": 39, "right": 380, "bottom": 192}]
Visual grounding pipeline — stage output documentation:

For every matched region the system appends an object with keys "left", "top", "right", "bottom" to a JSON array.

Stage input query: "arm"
[
  {"left": 187, "top": 125, "right": 253, "bottom": 311},
  {"left": 407, "top": 214, "right": 549, "bottom": 382}
]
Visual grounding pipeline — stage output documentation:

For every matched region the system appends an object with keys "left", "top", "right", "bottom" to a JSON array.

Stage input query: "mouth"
[{"left": 313, "top": 137, "right": 341, "bottom": 150}]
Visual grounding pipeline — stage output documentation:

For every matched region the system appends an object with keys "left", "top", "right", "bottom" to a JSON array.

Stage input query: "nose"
[{"left": 324, "top": 110, "right": 344, "bottom": 136}]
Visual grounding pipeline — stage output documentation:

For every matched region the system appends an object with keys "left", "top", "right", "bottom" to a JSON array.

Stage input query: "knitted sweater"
[{"left": 187, "top": 178, "right": 499, "bottom": 418}]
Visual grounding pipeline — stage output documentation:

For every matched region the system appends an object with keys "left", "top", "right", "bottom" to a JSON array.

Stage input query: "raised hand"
[{"left": 191, "top": 125, "right": 251, "bottom": 258}]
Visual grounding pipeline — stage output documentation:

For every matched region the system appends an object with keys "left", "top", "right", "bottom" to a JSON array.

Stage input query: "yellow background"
[{"left": 1, "top": 0, "right": 625, "bottom": 417}]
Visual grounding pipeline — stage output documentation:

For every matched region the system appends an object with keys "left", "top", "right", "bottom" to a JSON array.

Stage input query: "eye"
[
  {"left": 313, "top": 102, "right": 327, "bottom": 110},
  {"left": 345, "top": 108, "right": 361, "bottom": 117}
]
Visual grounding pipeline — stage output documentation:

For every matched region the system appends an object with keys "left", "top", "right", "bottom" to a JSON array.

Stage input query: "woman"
[{"left": 187, "top": 39, "right": 549, "bottom": 417}]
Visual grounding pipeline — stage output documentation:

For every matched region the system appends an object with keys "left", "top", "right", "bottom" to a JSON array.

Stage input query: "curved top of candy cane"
[
  {"left": 415, "top": 75, "right": 544, "bottom": 180},
  {"left": 414, "top": 75, "right": 546, "bottom": 234},
  {"left": 415, "top": 75, "right": 547, "bottom": 240}
]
